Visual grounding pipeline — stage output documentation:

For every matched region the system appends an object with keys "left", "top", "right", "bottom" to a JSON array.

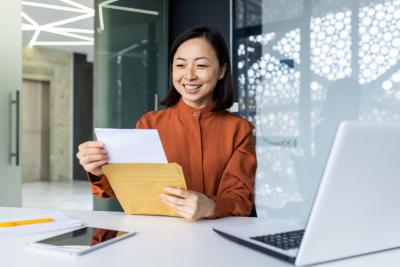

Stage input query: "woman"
[{"left": 76, "top": 26, "right": 257, "bottom": 220}]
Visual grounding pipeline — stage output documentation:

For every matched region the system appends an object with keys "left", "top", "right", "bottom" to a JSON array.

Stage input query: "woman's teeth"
[{"left": 183, "top": 84, "right": 201, "bottom": 90}]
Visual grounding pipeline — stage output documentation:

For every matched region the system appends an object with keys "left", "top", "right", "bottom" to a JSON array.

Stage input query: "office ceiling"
[{"left": 22, "top": 0, "right": 94, "bottom": 60}]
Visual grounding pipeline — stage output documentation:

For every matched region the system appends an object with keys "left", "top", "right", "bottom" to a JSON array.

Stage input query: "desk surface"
[{"left": 1, "top": 207, "right": 399, "bottom": 267}]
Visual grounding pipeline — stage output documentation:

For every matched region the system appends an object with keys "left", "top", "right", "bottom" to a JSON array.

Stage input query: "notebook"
[{"left": 0, "top": 211, "right": 82, "bottom": 237}]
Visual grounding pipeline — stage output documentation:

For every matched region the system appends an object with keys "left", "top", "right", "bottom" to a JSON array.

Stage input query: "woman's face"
[{"left": 172, "top": 37, "right": 226, "bottom": 109}]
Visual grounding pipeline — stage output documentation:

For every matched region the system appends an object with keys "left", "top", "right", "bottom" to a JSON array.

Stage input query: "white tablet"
[{"left": 27, "top": 226, "right": 135, "bottom": 256}]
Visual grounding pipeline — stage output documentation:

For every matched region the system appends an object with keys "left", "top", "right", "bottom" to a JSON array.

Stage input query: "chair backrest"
[
  {"left": 93, "top": 197, "right": 123, "bottom": 212},
  {"left": 249, "top": 204, "right": 257, "bottom": 217}
]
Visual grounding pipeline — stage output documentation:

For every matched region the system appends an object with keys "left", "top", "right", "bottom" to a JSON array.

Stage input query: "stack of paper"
[{"left": 0, "top": 211, "right": 82, "bottom": 237}]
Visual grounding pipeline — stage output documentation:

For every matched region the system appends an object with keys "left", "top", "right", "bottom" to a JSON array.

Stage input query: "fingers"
[
  {"left": 160, "top": 197, "right": 197, "bottom": 220},
  {"left": 171, "top": 207, "right": 197, "bottom": 221},
  {"left": 76, "top": 141, "right": 108, "bottom": 175},
  {"left": 79, "top": 141, "right": 104, "bottom": 149},
  {"left": 173, "top": 204, "right": 195, "bottom": 215},
  {"left": 160, "top": 194, "right": 188, "bottom": 209},
  {"left": 82, "top": 147, "right": 108, "bottom": 156},
  {"left": 160, "top": 189, "right": 216, "bottom": 220},
  {"left": 76, "top": 141, "right": 107, "bottom": 159},
  {"left": 159, "top": 193, "right": 187, "bottom": 206},
  {"left": 77, "top": 142, "right": 107, "bottom": 157},
  {"left": 84, "top": 159, "right": 108, "bottom": 173},
  {"left": 79, "top": 154, "right": 108, "bottom": 165},
  {"left": 160, "top": 189, "right": 201, "bottom": 220},
  {"left": 161, "top": 188, "right": 199, "bottom": 209},
  {"left": 163, "top": 187, "right": 192, "bottom": 199}
]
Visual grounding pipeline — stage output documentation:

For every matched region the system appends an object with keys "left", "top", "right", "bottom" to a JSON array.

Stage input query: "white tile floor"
[{"left": 22, "top": 180, "right": 93, "bottom": 210}]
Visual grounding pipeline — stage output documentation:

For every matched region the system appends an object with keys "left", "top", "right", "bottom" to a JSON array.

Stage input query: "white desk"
[{"left": 1, "top": 207, "right": 399, "bottom": 267}]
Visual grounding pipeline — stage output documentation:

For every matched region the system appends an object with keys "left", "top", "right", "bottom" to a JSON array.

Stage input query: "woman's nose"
[{"left": 184, "top": 66, "right": 196, "bottom": 79}]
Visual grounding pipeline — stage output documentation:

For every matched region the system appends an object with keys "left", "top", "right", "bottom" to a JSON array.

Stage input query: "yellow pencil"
[{"left": 0, "top": 218, "right": 54, "bottom": 228}]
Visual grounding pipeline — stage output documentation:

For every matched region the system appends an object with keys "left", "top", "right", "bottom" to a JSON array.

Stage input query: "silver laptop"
[{"left": 214, "top": 121, "right": 400, "bottom": 266}]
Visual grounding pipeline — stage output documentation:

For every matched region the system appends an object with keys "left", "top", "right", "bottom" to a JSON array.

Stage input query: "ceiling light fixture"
[
  {"left": 21, "top": 11, "right": 38, "bottom": 26},
  {"left": 98, "top": 0, "right": 159, "bottom": 32},
  {"left": 22, "top": 1, "right": 89, "bottom": 13},
  {"left": 60, "top": 0, "right": 93, "bottom": 12},
  {"left": 43, "top": 12, "right": 94, "bottom": 28},
  {"left": 22, "top": 0, "right": 94, "bottom": 47},
  {"left": 40, "top": 26, "right": 93, "bottom": 41},
  {"left": 22, "top": 12, "right": 40, "bottom": 47},
  {"left": 22, "top": 23, "right": 94, "bottom": 40},
  {"left": 39, "top": 27, "right": 94, "bottom": 34},
  {"left": 33, "top": 41, "right": 93, "bottom": 46}
]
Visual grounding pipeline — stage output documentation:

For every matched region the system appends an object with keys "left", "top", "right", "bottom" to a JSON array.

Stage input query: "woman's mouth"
[{"left": 183, "top": 84, "right": 202, "bottom": 94}]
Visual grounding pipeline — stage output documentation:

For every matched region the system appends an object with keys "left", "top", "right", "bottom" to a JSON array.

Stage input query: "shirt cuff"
[
  {"left": 87, "top": 173, "right": 115, "bottom": 198},
  {"left": 87, "top": 172, "right": 103, "bottom": 183},
  {"left": 207, "top": 196, "right": 235, "bottom": 219}
]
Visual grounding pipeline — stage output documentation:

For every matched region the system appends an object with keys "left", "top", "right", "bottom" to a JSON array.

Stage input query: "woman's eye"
[
  {"left": 197, "top": 65, "right": 208, "bottom": 68},
  {"left": 175, "top": 64, "right": 185, "bottom": 68}
]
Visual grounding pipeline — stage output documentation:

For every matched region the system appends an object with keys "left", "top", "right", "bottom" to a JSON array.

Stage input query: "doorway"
[{"left": 21, "top": 79, "right": 50, "bottom": 182}]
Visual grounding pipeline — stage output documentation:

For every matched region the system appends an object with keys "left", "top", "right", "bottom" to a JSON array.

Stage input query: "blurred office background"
[{"left": 1, "top": 0, "right": 399, "bottom": 218}]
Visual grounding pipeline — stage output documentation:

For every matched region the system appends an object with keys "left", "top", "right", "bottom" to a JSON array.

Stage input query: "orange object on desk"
[{"left": 0, "top": 218, "right": 54, "bottom": 228}]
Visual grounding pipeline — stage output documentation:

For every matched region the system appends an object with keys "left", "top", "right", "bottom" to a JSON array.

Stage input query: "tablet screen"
[{"left": 34, "top": 227, "right": 131, "bottom": 253}]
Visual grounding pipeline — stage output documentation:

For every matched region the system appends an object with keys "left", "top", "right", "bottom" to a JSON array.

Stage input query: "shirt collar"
[{"left": 175, "top": 98, "right": 217, "bottom": 120}]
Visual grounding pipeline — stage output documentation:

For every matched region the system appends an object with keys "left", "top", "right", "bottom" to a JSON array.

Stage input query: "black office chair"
[{"left": 249, "top": 204, "right": 257, "bottom": 217}]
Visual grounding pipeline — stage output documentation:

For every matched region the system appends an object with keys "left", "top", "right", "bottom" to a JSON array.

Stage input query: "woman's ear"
[{"left": 218, "top": 63, "right": 227, "bottom": 80}]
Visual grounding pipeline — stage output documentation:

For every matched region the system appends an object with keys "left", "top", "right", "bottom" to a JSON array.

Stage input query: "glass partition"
[
  {"left": 234, "top": 0, "right": 400, "bottom": 218},
  {"left": 0, "top": 0, "right": 21, "bottom": 206},
  {"left": 94, "top": 0, "right": 168, "bottom": 210},
  {"left": 95, "top": 0, "right": 168, "bottom": 128}
]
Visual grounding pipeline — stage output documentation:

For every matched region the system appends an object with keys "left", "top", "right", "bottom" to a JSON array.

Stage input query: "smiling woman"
[
  {"left": 162, "top": 26, "right": 233, "bottom": 111},
  {"left": 171, "top": 37, "right": 226, "bottom": 109},
  {"left": 76, "top": 26, "right": 257, "bottom": 221}
]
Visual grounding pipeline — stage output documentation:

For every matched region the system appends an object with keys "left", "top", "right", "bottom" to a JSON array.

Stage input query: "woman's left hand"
[{"left": 160, "top": 187, "right": 216, "bottom": 221}]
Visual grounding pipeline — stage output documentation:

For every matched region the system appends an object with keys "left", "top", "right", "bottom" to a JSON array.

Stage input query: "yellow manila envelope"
[{"left": 101, "top": 163, "right": 187, "bottom": 217}]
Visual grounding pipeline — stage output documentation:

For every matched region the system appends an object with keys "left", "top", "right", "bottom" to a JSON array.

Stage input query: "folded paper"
[
  {"left": 101, "top": 163, "right": 187, "bottom": 217},
  {"left": 94, "top": 128, "right": 167, "bottom": 163}
]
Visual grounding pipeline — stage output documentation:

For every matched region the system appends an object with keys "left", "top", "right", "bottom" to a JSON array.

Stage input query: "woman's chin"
[
  {"left": 182, "top": 96, "right": 200, "bottom": 104},
  {"left": 181, "top": 91, "right": 201, "bottom": 100}
]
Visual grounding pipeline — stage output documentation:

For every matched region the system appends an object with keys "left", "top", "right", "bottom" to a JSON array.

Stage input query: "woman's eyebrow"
[
  {"left": 174, "top": 56, "right": 210, "bottom": 61},
  {"left": 175, "top": 57, "right": 186, "bottom": 61},
  {"left": 194, "top": 56, "right": 210, "bottom": 61}
]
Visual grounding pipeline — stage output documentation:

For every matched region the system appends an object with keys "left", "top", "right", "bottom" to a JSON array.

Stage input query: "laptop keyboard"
[{"left": 250, "top": 229, "right": 305, "bottom": 250}]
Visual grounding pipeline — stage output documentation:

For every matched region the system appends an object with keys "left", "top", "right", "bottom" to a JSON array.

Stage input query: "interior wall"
[
  {"left": 21, "top": 79, "right": 50, "bottom": 182},
  {"left": 22, "top": 46, "right": 73, "bottom": 181},
  {"left": 169, "top": 0, "right": 230, "bottom": 50}
]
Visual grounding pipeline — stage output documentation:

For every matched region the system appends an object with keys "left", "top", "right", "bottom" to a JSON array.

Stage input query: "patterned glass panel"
[{"left": 234, "top": 0, "right": 400, "bottom": 218}]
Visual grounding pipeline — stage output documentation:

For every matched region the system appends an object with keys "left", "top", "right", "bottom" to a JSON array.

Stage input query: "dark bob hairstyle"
[{"left": 160, "top": 26, "right": 234, "bottom": 112}]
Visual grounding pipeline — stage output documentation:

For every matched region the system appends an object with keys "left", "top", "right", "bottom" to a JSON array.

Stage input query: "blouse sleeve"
[
  {"left": 87, "top": 113, "right": 151, "bottom": 198},
  {"left": 87, "top": 173, "right": 115, "bottom": 198},
  {"left": 209, "top": 125, "right": 257, "bottom": 218}
]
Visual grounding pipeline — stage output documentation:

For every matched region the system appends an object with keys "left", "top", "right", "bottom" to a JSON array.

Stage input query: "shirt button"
[{"left": 192, "top": 112, "right": 199, "bottom": 117}]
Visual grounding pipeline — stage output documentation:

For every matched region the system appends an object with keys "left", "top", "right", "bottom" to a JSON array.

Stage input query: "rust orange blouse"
[{"left": 89, "top": 99, "right": 257, "bottom": 218}]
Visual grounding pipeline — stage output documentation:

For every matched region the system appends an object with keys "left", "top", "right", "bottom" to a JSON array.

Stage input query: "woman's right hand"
[{"left": 76, "top": 141, "right": 109, "bottom": 176}]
